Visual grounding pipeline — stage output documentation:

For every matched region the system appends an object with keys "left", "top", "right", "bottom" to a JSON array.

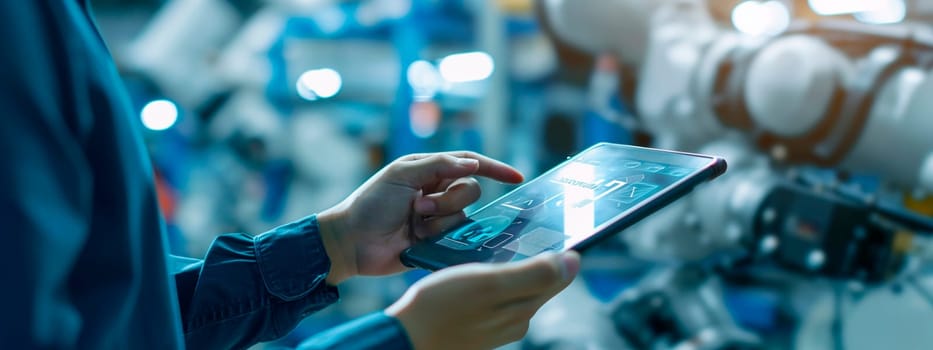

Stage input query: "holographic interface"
[{"left": 433, "top": 150, "right": 698, "bottom": 261}]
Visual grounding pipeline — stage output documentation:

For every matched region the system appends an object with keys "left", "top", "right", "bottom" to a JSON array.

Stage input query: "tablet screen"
[{"left": 420, "top": 144, "right": 716, "bottom": 263}]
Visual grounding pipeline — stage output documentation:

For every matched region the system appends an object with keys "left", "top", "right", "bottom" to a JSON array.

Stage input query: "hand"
[
  {"left": 317, "top": 151, "right": 524, "bottom": 284},
  {"left": 385, "top": 251, "right": 581, "bottom": 350}
]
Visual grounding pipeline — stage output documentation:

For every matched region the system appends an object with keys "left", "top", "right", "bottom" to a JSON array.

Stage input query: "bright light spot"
[
  {"left": 407, "top": 60, "right": 442, "bottom": 101},
  {"left": 141, "top": 99, "right": 178, "bottom": 131},
  {"left": 901, "top": 68, "right": 926, "bottom": 86},
  {"left": 438, "top": 52, "right": 495, "bottom": 83},
  {"left": 854, "top": 0, "right": 906, "bottom": 24},
  {"left": 297, "top": 68, "right": 342, "bottom": 100},
  {"left": 732, "top": 1, "right": 791, "bottom": 37},
  {"left": 409, "top": 101, "right": 440, "bottom": 138},
  {"left": 560, "top": 162, "right": 597, "bottom": 245},
  {"left": 808, "top": 0, "right": 886, "bottom": 15}
]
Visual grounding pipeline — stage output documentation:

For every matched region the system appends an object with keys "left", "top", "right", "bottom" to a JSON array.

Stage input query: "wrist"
[
  {"left": 385, "top": 299, "right": 430, "bottom": 350},
  {"left": 317, "top": 207, "right": 357, "bottom": 285}
]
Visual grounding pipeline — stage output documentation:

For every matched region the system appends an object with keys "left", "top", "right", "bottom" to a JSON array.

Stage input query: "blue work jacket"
[{"left": 0, "top": 1, "right": 411, "bottom": 349}]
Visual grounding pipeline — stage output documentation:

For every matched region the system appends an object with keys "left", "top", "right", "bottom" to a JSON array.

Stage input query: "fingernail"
[
  {"left": 457, "top": 158, "right": 479, "bottom": 167},
  {"left": 414, "top": 198, "right": 436, "bottom": 213},
  {"left": 559, "top": 251, "right": 581, "bottom": 282}
]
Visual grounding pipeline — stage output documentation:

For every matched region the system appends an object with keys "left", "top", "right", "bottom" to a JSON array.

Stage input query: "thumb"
[
  {"left": 388, "top": 154, "right": 480, "bottom": 187},
  {"left": 494, "top": 251, "right": 581, "bottom": 299}
]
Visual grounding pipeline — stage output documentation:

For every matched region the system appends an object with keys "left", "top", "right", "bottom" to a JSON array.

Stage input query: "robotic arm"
[
  {"left": 533, "top": 1, "right": 933, "bottom": 349},
  {"left": 542, "top": 0, "right": 933, "bottom": 192}
]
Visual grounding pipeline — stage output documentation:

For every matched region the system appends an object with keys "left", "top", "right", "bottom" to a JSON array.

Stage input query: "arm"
[
  {"left": 298, "top": 152, "right": 581, "bottom": 350},
  {"left": 178, "top": 151, "right": 576, "bottom": 349},
  {"left": 172, "top": 152, "right": 519, "bottom": 348},
  {"left": 181, "top": 151, "right": 577, "bottom": 350},
  {"left": 297, "top": 252, "right": 581, "bottom": 350},
  {"left": 296, "top": 312, "right": 413, "bottom": 350},
  {"left": 174, "top": 216, "right": 341, "bottom": 349}
]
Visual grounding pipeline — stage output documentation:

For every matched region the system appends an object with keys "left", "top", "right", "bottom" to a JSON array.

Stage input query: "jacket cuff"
[{"left": 255, "top": 215, "right": 339, "bottom": 302}]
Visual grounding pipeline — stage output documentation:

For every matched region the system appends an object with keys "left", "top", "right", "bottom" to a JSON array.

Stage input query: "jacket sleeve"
[
  {"left": 297, "top": 312, "right": 413, "bottom": 350},
  {"left": 175, "top": 215, "right": 342, "bottom": 349},
  {"left": 174, "top": 215, "right": 414, "bottom": 350}
]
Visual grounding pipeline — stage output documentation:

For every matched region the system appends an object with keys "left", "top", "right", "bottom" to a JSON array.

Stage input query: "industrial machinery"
[
  {"left": 532, "top": 0, "right": 933, "bottom": 349},
  {"left": 114, "top": 0, "right": 933, "bottom": 348}
]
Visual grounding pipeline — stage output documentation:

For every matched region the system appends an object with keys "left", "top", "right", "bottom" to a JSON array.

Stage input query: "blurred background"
[{"left": 90, "top": 0, "right": 933, "bottom": 349}]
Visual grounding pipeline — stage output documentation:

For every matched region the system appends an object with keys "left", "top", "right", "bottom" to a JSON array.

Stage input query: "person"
[{"left": 0, "top": 1, "right": 580, "bottom": 349}]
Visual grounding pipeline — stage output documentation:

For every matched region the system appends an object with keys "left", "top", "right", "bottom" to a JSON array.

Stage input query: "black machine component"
[
  {"left": 745, "top": 175, "right": 933, "bottom": 282},
  {"left": 608, "top": 267, "right": 762, "bottom": 350},
  {"left": 611, "top": 290, "right": 684, "bottom": 349}
]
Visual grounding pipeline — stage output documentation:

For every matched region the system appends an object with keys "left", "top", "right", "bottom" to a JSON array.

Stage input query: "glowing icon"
[{"left": 441, "top": 216, "right": 514, "bottom": 250}]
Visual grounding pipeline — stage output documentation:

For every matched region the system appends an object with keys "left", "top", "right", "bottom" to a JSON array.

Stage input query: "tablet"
[{"left": 400, "top": 143, "right": 727, "bottom": 270}]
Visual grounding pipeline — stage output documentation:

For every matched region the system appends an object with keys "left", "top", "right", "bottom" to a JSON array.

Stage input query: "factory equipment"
[
  {"left": 533, "top": 0, "right": 933, "bottom": 348},
  {"left": 109, "top": 0, "right": 933, "bottom": 348}
]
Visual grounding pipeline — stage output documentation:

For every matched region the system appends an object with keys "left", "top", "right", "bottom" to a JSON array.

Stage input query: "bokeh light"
[
  {"left": 438, "top": 51, "right": 494, "bottom": 83},
  {"left": 141, "top": 99, "right": 179, "bottom": 131},
  {"left": 407, "top": 60, "right": 442, "bottom": 101},
  {"left": 732, "top": 0, "right": 791, "bottom": 37},
  {"left": 297, "top": 68, "right": 343, "bottom": 100}
]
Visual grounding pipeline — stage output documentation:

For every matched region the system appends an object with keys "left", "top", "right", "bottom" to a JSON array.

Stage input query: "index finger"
[{"left": 437, "top": 151, "right": 525, "bottom": 184}]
